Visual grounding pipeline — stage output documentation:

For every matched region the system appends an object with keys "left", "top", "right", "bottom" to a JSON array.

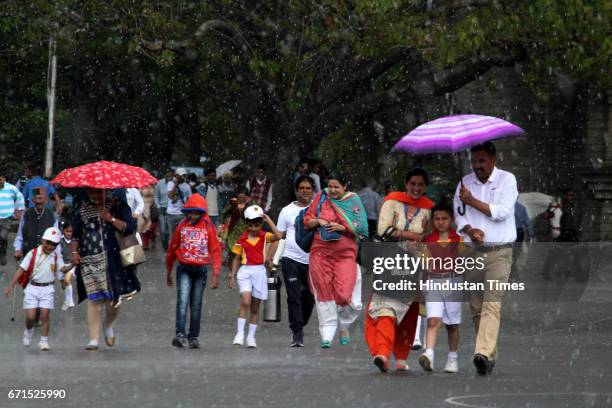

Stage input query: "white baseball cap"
[
  {"left": 175, "top": 167, "right": 188, "bottom": 176},
  {"left": 42, "top": 227, "right": 62, "bottom": 244},
  {"left": 244, "top": 205, "right": 264, "bottom": 220}
]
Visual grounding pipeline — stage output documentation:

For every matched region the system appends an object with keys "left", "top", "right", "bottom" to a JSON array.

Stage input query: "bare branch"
[{"left": 140, "top": 19, "right": 253, "bottom": 56}]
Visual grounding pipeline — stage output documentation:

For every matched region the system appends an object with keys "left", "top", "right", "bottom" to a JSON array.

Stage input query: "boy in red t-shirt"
[
  {"left": 419, "top": 203, "right": 464, "bottom": 373},
  {"left": 166, "top": 193, "right": 221, "bottom": 349},
  {"left": 230, "top": 205, "right": 282, "bottom": 348}
]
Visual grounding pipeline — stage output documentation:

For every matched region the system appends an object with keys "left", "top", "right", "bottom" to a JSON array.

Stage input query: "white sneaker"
[
  {"left": 444, "top": 357, "right": 459, "bottom": 373},
  {"left": 39, "top": 340, "right": 50, "bottom": 351},
  {"left": 246, "top": 337, "right": 257, "bottom": 348},
  {"left": 232, "top": 333, "right": 244, "bottom": 346},
  {"left": 68, "top": 299, "right": 75, "bottom": 308},
  {"left": 23, "top": 331, "right": 33, "bottom": 347},
  {"left": 61, "top": 301, "right": 69, "bottom": 311}
]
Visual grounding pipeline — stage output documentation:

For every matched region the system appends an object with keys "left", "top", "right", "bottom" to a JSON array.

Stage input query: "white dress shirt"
[
  {"left": 453, "top": 167, "right": 518, "bottom": 244},
  {"left": 126, "top": 188, "right": 145, "bottom": 216}
]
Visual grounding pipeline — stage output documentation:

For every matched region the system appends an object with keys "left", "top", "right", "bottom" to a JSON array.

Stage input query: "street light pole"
[{"left": 45, "top": 34, "right": 57, "bottom": 179}]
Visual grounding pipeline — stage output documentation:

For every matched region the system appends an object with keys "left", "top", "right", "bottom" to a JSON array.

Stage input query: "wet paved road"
[{"left": 1, "top": 242, "right": 611, "bottom": 408}]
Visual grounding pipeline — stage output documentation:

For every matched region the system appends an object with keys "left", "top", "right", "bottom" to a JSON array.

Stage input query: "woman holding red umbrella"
[
  {"left": 51, "top": 161, "right": 157, "bottom": 349},
  {"left": 70, "top": 188, "right": 140, "bottom": 350}
]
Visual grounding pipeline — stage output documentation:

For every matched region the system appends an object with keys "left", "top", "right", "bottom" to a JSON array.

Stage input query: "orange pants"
[{"left": 365, "top": 301, "right": 419, "bottom": 360}]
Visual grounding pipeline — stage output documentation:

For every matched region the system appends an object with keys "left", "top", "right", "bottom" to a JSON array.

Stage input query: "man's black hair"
[
  {"left": 294, "top": 175, "right": 315, "bottom": 190},
  {"left": 470, "top": 141, "right": 496, "bottom": 156},
  {"left": 256, "top": 164, "right": 266, "bottom": 171},
  {"left": 205, "top": 168, "right": 216, "bottom": 176}
]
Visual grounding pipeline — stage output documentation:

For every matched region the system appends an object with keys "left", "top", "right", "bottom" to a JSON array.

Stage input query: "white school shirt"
[
  {"left": 277, "top": 202, "right": 310, "bottom": 265},
  {"left": 453, "top": 167, "right": 518, "bottom": 244},
  {"left": 19, "top": 245, "right": 65, "bottom": 283}
]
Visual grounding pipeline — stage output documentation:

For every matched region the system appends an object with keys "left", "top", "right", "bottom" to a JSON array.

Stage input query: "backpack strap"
[
  {"left": 27, "top": 247, "right": 38, "bottom": 274},
  {"left": 177, "top": 185, "right": 186, "bottom": 205},
  {"left": 316, "top": 191, "right": 326, "bottom": 217},
  {"left": 19, "top": 246, "right": 38, "bottom": 289}
]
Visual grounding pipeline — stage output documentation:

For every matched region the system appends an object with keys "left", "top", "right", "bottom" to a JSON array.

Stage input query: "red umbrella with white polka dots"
[{"left": 50, "top": 161, "right": 158, "bottom": 188}]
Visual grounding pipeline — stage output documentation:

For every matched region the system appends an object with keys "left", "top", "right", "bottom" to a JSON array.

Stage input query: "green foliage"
[{"left": 0, "top": 0, "right": 609, "bottom": 179}]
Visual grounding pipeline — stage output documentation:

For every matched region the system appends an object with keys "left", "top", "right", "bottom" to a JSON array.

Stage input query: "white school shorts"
[
  {"left": 237, "top": 264, "right": 268, "bottom": 300},
  {"left": 23, "top": 284, "right": 55, "bottom": 310},
  {"left": 425, "top": 276, "right": 462, "bottom": 325}
]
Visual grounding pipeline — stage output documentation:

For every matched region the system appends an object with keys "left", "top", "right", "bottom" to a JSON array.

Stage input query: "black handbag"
[{"left": 372, "top": 226, "right": 398, "bottom": 243}]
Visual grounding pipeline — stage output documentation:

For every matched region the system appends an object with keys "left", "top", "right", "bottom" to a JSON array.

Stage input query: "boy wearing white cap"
[
  {"left": 230, "top": 205, "right": 283, "bottom": 348},
  {"left": 3, "top": 227, "right": 73, "bottom": 351}
]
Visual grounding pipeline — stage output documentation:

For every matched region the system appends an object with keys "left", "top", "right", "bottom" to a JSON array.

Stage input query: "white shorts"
[
  {"left": 425, "top": 277, "right": 462, "bottom": 325},
  {"left": 237, "top": 265, "right": 268, "bottom": 300},
  {"left": 23, "top": 284, "right": 55, "bottom": 310}
]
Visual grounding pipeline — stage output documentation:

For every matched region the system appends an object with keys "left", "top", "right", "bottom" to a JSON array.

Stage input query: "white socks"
[
  {"left": 40, "top": 336, "right": 48, "bottom": 342},
  {"left": 65, "top": 285, "right": 73, "bottom": 302},
  {"left": 236, "top": 318, "right": 246, "bottom": 336},
  {"left": 448, "top": 351, "right": 458, "bottom": 360},
  {"left": 104, "top": 325, "right": 114, "bottom": 338},
  {"left": 24, "top": 328, "right": 33, "bottom": 337},
  {"left": 247, "top": 324, "right": 257, "bottom": 340},
  {"left": 426, "top": 348, "right": 435, "bottom": 363}
]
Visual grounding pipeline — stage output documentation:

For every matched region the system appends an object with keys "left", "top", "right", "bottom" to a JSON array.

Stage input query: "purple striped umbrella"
[
  {"left": 392, "top": 114, "right": 524, "bottom": 214},
  {"left": 392, "top": 114, "right": 524, "bottom": 154}
]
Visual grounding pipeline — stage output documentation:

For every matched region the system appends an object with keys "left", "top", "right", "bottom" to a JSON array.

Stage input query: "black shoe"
[
  {"left": 188, "top": 338, "right": 200, "bottom": 349},
  {"left": 473, "top": 353, "right": 495, "bottom": 375},
  {"left": 0, "top": 255, "right": 6, "bottom": 266},
  {"left": 290, "top": 333, "right": 304, "bottom": 347},
  {"left": 172, "top": 333, "right": 188, "bottom": 348}
]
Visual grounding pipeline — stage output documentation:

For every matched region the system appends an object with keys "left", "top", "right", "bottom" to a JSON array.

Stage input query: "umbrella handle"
[
  {"left": 457, "top": 177, "right": 466, "bottom": 215},
  {"left": 457, "top": 203, "right": 466, "bottom": 216}
]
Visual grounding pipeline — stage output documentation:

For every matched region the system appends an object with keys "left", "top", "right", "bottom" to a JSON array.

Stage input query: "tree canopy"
[{"left": 1, "top": 0, "right": 609, "bottom": 183}]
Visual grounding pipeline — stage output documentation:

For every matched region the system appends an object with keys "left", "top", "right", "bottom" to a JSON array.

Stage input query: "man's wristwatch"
[{"left": 111, "top": 217, "right": 116, "bottom": 223}]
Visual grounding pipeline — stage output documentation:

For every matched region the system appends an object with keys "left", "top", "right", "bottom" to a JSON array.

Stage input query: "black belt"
[
  {"left": 29, "top": 281, "right": 54, "bottom": 287},
  {"left": 476, "top": 244, "right": 513, "bottom": 253}
]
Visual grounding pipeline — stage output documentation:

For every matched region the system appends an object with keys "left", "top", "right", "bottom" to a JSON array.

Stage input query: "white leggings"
[{"left": 313, "top": 265, "right": 362, "bottom": 342}]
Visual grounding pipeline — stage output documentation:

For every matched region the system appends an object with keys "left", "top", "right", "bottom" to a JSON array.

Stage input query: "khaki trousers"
[{"left": 465, "top": 247, "right": 512, "bottom": 360}]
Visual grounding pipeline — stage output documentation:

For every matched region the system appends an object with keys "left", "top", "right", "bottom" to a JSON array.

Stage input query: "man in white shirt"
[
  {"left": 196, "top": 169, "right": 220, "bottom": 227},
  {"left": 126, "top": 188, "right": 145, "bottom": 219},
  {"left": 275, "top": 175, "right": 315, "bottom": 347},
  {"left": 166, "top": 168, "right": 192, "bottom": 240},
  {"left": 453, "top": 141, "right": 518, "bottom": 376}
]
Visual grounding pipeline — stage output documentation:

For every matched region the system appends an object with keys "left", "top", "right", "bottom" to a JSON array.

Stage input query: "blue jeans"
[{"left": 176, "top": 264, "right": 207, "bottom": 339}]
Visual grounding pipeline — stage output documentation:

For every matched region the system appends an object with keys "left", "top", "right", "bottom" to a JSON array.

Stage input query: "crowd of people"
[{"left": 0, "top": 146, "right": 581, "bottom": 376}]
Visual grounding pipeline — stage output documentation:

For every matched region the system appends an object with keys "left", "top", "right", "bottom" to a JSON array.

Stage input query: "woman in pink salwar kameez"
[{"left": 304, "top": 175, "right": 368, "bottom": 348}]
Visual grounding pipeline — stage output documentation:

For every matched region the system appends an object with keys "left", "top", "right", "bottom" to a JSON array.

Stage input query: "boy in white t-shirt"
[{"left": 4, "top": 227, "right": 73, "bottom": 351}]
